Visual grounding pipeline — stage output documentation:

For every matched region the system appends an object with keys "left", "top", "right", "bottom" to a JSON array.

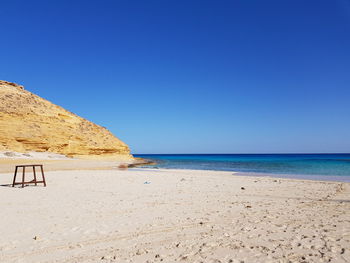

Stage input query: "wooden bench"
[{"left": 12, "top": 164, "right": 47, "bottom": 188}]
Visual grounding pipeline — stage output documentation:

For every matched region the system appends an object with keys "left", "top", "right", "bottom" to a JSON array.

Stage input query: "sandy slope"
[
  {"left": 0, "top": 168, "right": 349, "bottom": 263},
  {"left": 0, "top": 154, "right": 138, "bottom": 173}
]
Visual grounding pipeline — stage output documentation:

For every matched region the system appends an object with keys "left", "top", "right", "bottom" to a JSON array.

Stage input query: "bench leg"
[
  {"left": 40, "top": 165, "right": 46, "bottom": 187},
  {"left": 12, "top": 166, "right": 18, "bottom": 187},
  {"left": 33, "top": 166, "right": 37, "bottom": 186},
  {"left": 22, "top": 167, "right": 25, "bottom": 188}
]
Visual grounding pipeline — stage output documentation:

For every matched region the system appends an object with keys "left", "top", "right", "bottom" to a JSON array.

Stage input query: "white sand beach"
[{"left": 0, "top": 164, "right": 349, "bottom": 263}]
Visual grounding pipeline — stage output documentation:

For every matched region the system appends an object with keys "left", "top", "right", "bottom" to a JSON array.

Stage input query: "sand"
[
  {"left": 0, "top": 152, "right": 139, "bottom": 174},
  {"left": 0, "top": 162, "right": 349, "bottom": 263}
]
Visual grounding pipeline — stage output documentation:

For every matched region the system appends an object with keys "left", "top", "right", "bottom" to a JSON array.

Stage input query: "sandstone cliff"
[{"left": 0, "top": 80, "right": 132, "bottom": 160}]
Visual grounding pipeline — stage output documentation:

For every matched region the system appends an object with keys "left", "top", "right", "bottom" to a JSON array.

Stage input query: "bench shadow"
[
  {"left": 0, "top": 184, "right": 13, "bottom": 187},
  {"left": 0, "top": 183, "right": 45, "bottom": 188}
]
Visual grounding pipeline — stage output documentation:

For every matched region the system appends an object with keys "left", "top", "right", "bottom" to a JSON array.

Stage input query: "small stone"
[
  {"left": 241, "top": 187, "right": 245, "bottom": 190},
  {"left": 136, "top": 248, "right": 147, "bottom": 255}
]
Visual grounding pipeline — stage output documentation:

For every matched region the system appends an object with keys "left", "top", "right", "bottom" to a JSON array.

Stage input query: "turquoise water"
[{"left": 134, "top": 154, "right": 350, "bottom": 181}]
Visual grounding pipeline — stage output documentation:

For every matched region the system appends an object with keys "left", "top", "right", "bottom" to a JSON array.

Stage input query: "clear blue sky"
[{"left": 1, "top": 0, "right": 350, "bottom": 154}]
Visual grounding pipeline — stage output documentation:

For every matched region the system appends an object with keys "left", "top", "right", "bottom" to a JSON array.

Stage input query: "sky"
[{"left": 1, "top": 0, "right": 350, "bottom": 154}]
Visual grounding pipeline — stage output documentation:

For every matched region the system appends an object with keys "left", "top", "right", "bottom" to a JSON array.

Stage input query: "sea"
[{"left": 134, "top": 154, "right": 350, "bottom": 182}]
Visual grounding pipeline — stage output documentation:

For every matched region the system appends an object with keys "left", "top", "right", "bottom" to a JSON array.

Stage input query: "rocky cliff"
[{"left": 0, "top": 80, "right": 132, "bottom": 160}]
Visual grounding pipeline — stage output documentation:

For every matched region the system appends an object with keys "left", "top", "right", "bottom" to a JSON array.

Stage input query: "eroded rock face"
[{"left": 0, "top": 80, "right": 133, "bottom": 160}]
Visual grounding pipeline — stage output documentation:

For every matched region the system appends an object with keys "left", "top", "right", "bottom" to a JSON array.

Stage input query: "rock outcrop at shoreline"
[{"left": 0, "top": 80, "right": 132, "bottom": 160}]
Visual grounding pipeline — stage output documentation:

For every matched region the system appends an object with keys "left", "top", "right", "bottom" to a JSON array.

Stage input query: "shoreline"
[
  {"left": 134, "top": 153, "right": 350, "bottom": 183},
  {"left": 136, "top": 166, "right": 350, "bottom": 183},
  {"left": 1, "top": 151, "right": 349, "bottom": 183},
  {"left": 1, "top": 155, "right": 349, "bottom": 183}
]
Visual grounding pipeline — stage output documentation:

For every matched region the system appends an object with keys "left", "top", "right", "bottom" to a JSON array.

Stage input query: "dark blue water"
[{"left": 134, "top": 154, "right": 350, "bottom": 180}]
